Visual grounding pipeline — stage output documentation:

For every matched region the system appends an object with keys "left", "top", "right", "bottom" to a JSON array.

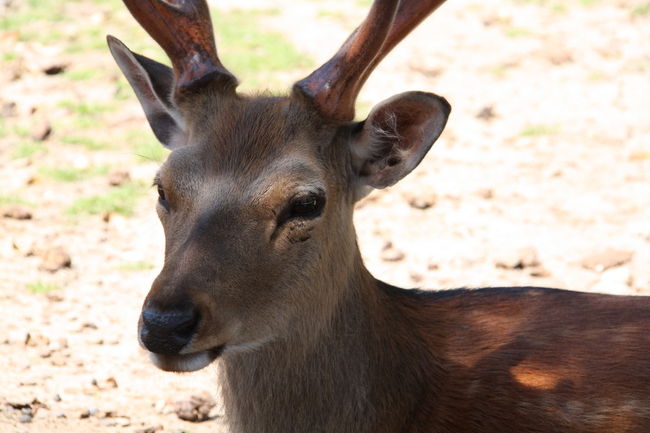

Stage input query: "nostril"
[{"left": 140, "top": 305, "right": 200, "bottom": 354}]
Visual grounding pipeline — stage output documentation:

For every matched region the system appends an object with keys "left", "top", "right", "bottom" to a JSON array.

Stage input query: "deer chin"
[{"left": 149, "top": 345, "right": 224, "bottom": 372}]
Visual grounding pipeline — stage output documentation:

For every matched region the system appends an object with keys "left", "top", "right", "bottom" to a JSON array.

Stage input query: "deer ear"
[
  {"left": 107, "top": 35, "right": 185, "bottom": 149},
  {"left": 351, "top": 91, "right": 450, "bottom": 189}
]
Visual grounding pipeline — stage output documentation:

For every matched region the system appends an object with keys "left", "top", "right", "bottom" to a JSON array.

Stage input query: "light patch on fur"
[
  {"left": 149, "top": 350, "right": 213, "bottom": 372},
  {"left": 510, "top": 363, "right": 561, "bottom": 390},
  {"left": 351, "top": 111, "right": 404, "bottom": 173},
  {"left": 223, "top": 337, "right": 273, "bottom": 356}
]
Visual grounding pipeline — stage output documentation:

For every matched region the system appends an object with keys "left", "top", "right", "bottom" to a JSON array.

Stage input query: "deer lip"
[{"left": 148, "top": 345, "right": 225, "bottom": 372}]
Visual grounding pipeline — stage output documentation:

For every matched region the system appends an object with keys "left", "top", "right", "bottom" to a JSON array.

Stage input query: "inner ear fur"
[
  {"left": 107, "top": 35, "right": 185, "bottom": 149},
  {"left": 351, "top": 91, "right": 451, "bottom": 189}
]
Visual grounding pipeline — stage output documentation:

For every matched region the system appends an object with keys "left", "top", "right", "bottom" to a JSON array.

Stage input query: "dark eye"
[
  {"left": 291, "top": 195, "right": 322, "bottom": 217},
  {"left": 279, "top": 192, "right": 326, "bottom": 225},
  {"left": 157, "top": 185, "right": 169, "bottom": 211}
]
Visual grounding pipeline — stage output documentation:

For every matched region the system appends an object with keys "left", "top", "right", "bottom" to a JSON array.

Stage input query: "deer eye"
[
  {"left": 157, "top": 185, "right": 169, "bottom": 211},
  {"left": 291, "top": 194, "right": 323, "bottom": 217},
  {"left": 278, "top": 191, "right": 326, "bottom": 225}
]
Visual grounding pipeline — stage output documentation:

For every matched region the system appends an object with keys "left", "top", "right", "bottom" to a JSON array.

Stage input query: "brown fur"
[
  {"left": 109, "top": 2, "right": 650, "bottom": 431},
  {"left": 133, "top": 94, "right": 650, "bottom": 433}
]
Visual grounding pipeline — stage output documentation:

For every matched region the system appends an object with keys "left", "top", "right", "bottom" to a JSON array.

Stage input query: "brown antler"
[
  {"left": 123, "top": 0, "right": 237, "bottom": 95},
  {"left": 294, "top": 0, "right": 447, "bottom": 122}
]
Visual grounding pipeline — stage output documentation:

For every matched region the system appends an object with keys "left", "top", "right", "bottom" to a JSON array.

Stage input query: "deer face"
[
  {"left": 108, "top": 0, "right": 449, "bottom": 372},
  {"left": 139, "top": 95, "right": 360, "bottom": 372}
]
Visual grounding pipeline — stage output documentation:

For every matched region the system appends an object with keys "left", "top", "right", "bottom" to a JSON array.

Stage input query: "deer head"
[{"left": 108, "top": 0, "right": 449, "bottom": 372}]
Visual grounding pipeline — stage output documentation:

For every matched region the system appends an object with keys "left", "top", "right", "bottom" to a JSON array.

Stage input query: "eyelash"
[{"left": 277, "top": 191, "right": 326, "bottom": 226}]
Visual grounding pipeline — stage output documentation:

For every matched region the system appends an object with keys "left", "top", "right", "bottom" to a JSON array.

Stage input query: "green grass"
[
  {"left": 117, "top": 261, "right": 156, "bottom": 271},
  {"left": 12, "top": 142, "right": 47, "bottom": 159},
  {"left": 631, "top": 2, "right": 650, "bottom": 16},
  {"left": 0, "top": 121, "right": 30, "bottom": 140},
  {"left": 0, "top": 194, "right": 33, "bottom": 207},
  {"left": 2, "top": 51, "right": 18, "bottom": 62},
  {"left": 56, "top": 100, "right": 115, "bottom": 136},
  {"left": 64, "top": 67, "right": 105, "bottom": 82},
  {"left": 519, "top": 124, "right": 560, "bottom": 137},
  {"left": 504, "top": 27, "right": 533, "bottom": 38},
  {"left": 27, "top": 281, "right": 62, "bottom": 294},
  {"left": 317, "top": 10, "right": 347, "bottom": 20},
  {"left": 58, "top": 100, "right": 113, "bottom": 117},
  {"left": 488, "top": 64, "right": 516, "bottom": 78},
  {"left": 128, "top": 130, "right": 169, "bottom": 163},
  {"left": 39, "top": 165, "right": 110, "bottom": 182},
  {"left": 60, "top": 135, "right": 110, "bottom": 151},
  {"left": 64, "top": 27, "right": 107, "bottom": 54},
  {"left": 214, "top": 8, "right": 313, "bottom": 89},
  {"left": 587, "top": 71, "right": 608, "bottom": 82},
  {"left": 66, "top": 182, "right": 147, "bottom": 217}
]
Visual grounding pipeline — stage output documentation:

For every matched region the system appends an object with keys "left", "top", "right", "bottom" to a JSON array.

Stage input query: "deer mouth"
[{"left": 148, "top": 345, "right": 224, "bottom": 372}]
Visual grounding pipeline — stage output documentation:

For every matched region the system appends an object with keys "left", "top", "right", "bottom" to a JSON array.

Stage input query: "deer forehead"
[{"left": 160, "top": 145, "right": 327, "bottom": 208}]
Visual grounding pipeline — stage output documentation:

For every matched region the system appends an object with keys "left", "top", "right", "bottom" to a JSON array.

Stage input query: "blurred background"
[{"left": 1, "top": 0, "right": 649, "bottom": 431}]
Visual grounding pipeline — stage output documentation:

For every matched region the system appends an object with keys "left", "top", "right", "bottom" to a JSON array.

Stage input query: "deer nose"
[{"left": 140, "top": 304, "right": 199, "bottom": 354}]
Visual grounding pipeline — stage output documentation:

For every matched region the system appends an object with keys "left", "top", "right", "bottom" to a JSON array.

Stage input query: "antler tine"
[
  {"left": 359, "top": 0, "right": 447, "bottom": 88},
  {"left": 294, "top": 0, "right": 399, "bottom": 122},
  {"left": 123, "top": 0, "right": 237, "bottom": 96},
  {"left": 294, "top": 0, "right": 447, "bottom": 122}
]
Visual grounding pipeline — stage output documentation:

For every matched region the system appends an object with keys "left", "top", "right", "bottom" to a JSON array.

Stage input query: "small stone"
[
  {"left": 404, "top": 190, "right": 436, "bottom": 210},
  {"left": 1, "top": 205, "right": 32, "bottom": 220},
  {"left": 39, "top": 247, "right": 72, "bottom": 272},
  {"left": 53, "top": 394, "right": 61, "bottom": 402},
  {"left": 115, "top": 416, "right": 131, "bottom": 427},
  {"left": 30, "top": 121, "right": 52, "bottom": 141},
  {"left": 495, "top": 246, "right": 540, "bottom": 270},
  {"left": 380, "top": 241, "right": 405, "bottom": 262},
  {"left": 580, "top": 249, "right": 634, "bottom": 272},
  {"left": 1, "top": 101, "right": 17, "bottom": 117},
  {"left": 56, "top": 412, "right": 66, "bottom": 418},
  {"left": 107, "top": 170, "right": 130, "bottom": 186},
  {"left": 154, "top": 399, "right": 166, "bottom": 413},
  {"left": 135, "top": 426, "right": 163, "bottom": 433},
  {"left": 43, "top": 64, "right": 67, "bottom": 75},
  {"left": 476, "top": 105, "right": 496, "bottom": 121},
  {"left": 174, "top": 392, "right": 216, "bottom": 422},
  {"left": 476, "top": 188, "right": 494, "bottom": 200},
  {"left": 18, "top": 413, "right": 32, "bottom": 423},
  {"left": 409, "top": 272, "right": 423, "bottom": 283},
  {"left": 529, "top": 267, "right": 551, "bottom": 278}
]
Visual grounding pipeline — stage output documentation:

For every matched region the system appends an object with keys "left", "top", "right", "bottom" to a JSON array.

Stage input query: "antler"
[
  {"left": 294, "top": 0, "right": 447, "bottom": 122},
  {"left": 123, "top": 0, "right": 237, "bottom": 95}
]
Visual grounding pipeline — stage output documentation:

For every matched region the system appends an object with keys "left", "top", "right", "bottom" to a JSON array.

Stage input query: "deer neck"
[{"left": 220, "top": 254, "right": 440, "bottom": 433}]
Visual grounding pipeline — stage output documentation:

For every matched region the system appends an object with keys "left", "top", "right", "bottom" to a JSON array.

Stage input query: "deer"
[{"left": 107, "top": 0, "right": 650, "bottom": 432}]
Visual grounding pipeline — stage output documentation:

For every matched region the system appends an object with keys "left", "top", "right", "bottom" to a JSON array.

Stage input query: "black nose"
[{"left": 140, "top": 304, "right": 199, "bottom": 354}]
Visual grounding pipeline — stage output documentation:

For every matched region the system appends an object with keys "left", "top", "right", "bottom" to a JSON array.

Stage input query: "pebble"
[
  {"left": 135, "top": 426, "right": 164, "bottom": 433},
  {"left": 39, "top": 247, "right": 72, "bottom": 272},
  {"left": 495, "top": 246, "right": 540, "bottom": 270},
  {"left": 174, "top": 393, "right": 216, "bottom": 422},
  {"left": 30, "top": 121, "right": 52, "bottom": 141},
  {"left": 1, "top": 205, "right": 32, "bottom": 220},
  {"left": 580, "top": 249, "right": 633, "bottom": 272},
  {"left": 107, "top": 170, "right": 131, "bottom": 186},
  {"left": 380, "top": 241, "right": 405, "bottom": 262}
]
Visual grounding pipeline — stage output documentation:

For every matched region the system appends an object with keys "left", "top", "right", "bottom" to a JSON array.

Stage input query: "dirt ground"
[{"left": 1, "top": 0, "right": 649, "bottom": 432}]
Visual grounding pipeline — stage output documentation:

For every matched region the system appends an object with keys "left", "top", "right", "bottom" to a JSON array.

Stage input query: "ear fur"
[
  {"left": 107, "top": 35, "right": 184, "bottom": 148},
  {"left": 351, "top": 91, "right": 450, "bottom": 189}
]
